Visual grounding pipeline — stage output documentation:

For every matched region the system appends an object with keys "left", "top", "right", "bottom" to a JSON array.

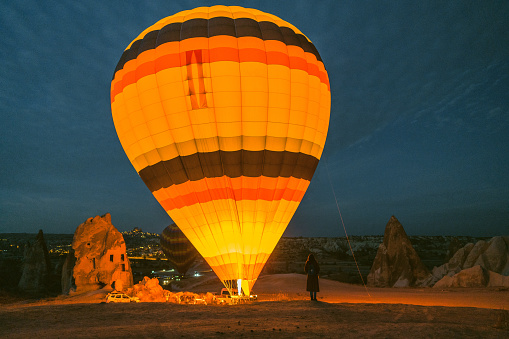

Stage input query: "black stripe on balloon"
[
  {"left": 138, "top": 150, "right": 319, "bottom": 193},
  {"left": 113, "top": 16, "right": 323, "bottom": 79}
]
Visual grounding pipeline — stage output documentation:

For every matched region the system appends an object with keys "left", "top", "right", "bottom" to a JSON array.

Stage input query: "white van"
[{"left": 106, "top": 291, "right": 140, "bottom": 303}]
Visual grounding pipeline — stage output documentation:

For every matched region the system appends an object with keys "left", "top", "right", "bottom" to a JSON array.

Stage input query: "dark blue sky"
[{"left": 1, "top": 1, "right": 508, "bottom": 236}]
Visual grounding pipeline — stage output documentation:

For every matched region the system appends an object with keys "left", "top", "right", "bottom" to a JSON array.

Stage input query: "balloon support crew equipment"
[
  {"left": 325, "top": 159, "right": 371, "bottom": 298},
  {"left": 219, "top": 279, "right": 258, "bottom": 305}
]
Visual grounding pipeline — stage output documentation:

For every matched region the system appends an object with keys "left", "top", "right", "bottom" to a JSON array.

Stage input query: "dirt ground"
[{"left": 1, "top": 274, "right": 508, "bottom": 338}]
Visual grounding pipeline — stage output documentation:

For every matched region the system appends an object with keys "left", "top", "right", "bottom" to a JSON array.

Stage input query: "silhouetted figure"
[{"left": 304, "top": 253, "right": 320, "bottom": 300}]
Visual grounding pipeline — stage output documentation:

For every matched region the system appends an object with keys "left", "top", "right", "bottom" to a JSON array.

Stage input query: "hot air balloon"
[
  {"left": 111, "top": 6, "right": 330, "bottom": 296},
  {"left": 160, "top": 223, "right": 198, "bottom": 276}
]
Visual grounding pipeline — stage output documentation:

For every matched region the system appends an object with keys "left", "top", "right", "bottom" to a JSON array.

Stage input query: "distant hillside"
[
  {"left": 263, "top": 236, "right": 490, "bottom": 284},
  {"left": 1, "top": 233, "right": 490, "bottom": 287}
]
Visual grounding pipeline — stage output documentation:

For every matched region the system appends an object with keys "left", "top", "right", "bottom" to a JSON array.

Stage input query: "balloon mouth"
[{"left": 222, "top": 278, "right": 252, "bottom": 297}]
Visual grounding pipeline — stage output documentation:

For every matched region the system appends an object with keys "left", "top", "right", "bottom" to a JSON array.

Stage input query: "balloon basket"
[{"left": 217, "top": 294, "right": 258, "bottom": 305}]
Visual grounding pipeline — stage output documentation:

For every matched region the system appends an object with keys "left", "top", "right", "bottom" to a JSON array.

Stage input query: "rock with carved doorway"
[{"left": 71, "top": 213, "right": 133, "bottom": 292}]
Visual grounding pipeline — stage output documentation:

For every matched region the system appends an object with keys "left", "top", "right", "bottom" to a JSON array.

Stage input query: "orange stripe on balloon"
[
  {"left": 159, "top": 185, "right": 307, "bottom": 211},
  {"left": 155, "top": 52, "right": 180, "bottom": 73},
  {"left": 208, "top": 47, "right": 239, "bottom": 63},
  {"left": 239, "top": 48, "right": 267, "bottom": 63},
  {"left": 135, "top": 61, "right": 155, "bottom": 82},
  {"left": 152, "top": 175, "right": 309, "bottom": 201},
  {"left": 111, "top": 47, "right": 329, "bottom": 103},
  {"left": 265, "top": 51, "right": 289, "bottom": 66}
]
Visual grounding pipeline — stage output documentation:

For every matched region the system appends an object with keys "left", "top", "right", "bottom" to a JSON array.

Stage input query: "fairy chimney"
[
  {"left": 367, "top": 216, "right": 431, "bottom": 287},
  {"left": 72, "top": 213, "right": 133, "bottom": 292},
  {"left": 18, "top": 230, "right": 51, "bottom": 293}
]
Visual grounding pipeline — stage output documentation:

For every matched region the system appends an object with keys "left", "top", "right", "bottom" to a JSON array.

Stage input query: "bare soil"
[{"left": 1, "top": 274, "right": 508, "bottom": 338}]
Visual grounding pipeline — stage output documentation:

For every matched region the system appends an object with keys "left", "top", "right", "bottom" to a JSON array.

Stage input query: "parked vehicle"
[{"left": 106, "top": 291, "right": 140, "bottom": 303}]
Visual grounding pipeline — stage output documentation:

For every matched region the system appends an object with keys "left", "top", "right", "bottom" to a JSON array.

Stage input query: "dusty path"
[
  {"left": 254, "top": 274, "right": 509, "bottom": 309},
  {"left": 189, "top": 274, "right": 509, "bottom": 310}
]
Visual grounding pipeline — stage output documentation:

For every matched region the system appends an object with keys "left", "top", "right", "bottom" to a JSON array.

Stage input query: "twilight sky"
[{"left": 1, "top": 1, "right": 508, "bottom": 236}]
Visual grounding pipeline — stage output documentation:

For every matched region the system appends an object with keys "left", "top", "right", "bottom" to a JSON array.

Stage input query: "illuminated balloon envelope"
[
  {"left": 160, "top": 223, "right": 198, "bottom": 276},
  {"left": 111, "top": 6, "right": 330, "bottom": 296}
]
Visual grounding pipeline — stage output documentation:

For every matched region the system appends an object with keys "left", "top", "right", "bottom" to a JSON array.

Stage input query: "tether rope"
[{"left": 324, "top": 159, "right": 371, "bottom": 298}]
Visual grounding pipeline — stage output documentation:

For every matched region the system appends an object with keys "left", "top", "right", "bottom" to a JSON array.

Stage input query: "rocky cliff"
[
  {"left": 427, "top": 236, "right": 509, "bottom": 287},
  {"left": 72, "top": 213, "right": 133, "bottom": 292}
]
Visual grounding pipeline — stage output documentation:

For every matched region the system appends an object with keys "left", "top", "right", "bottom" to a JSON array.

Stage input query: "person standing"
[{"left": 304, "top": 253, "right": 320, "bottom": 300}]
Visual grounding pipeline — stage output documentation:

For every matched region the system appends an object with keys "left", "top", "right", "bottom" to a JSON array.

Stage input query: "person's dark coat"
[{"left": 305, "top": 256, "right": 320, "bottom": 292}]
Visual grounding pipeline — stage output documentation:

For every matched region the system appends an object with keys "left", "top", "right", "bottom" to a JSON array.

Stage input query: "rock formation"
[
  {"left": 433, "top": 265, "right": 489, "bottom": 288},
  {"left": 130, "top": 276, "right": 167, "bottom": 302},
  {"left": 61, "top": 249, "right": 76, "bottom": 294},
  {"left": 127, "top": 276, "right": 216, "bottom": 304},
  {"left": 367, "top": 216, "right": 431, "bottom": 287},
  {"left": 426, "top": 236, "right": 509, "bottom": 287},
  {"left": 72, "top": 213, "right": 133, "bottom": 292},
  {"left": 444, "top": 237, "right": 462, "bottom": 262},
  {"left": 18, "top": 230, "right": 52, "bottom": 293},
  {"left": 433, "top": 265, "right": 509, "bottom": 288}
]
